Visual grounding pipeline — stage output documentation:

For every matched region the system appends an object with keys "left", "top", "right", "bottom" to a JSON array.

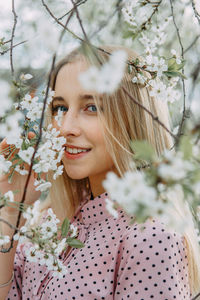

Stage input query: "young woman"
[{"left": 1, "top": 45, "right": 200, "bottom": 299}]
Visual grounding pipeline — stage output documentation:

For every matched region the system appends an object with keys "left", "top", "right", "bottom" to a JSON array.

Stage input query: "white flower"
[
  {"left": 20, "top": 94, "right": 39, "bottom": 111},
  {"left": 105, "top": 198, "right": 119, "bottom": 219},
  {"left": 26, "top": 104, "right": 43, "bottom": 121},
  {"left": 52, "top": 261, "right": 68, "bottom": 279},
  {"left": 13, "top": 226, "right": 28, "bottom": 242},
  {"left": 0, "top": 112, "right": 23, "bottom": 140},
  {"left": 0, "top": 155, "right": 12, "bottom": 173},
  {"left": 171, "top": 49, "right": 182, "bottom": 64},
  {"left": 4, "top": 191, "right": 14, "bottom": 202},
  {"left": 158, "top": 151, "right": 193, "bottom": 181},
  {"left": 79, "top": 66, "right": 100, "bottom": 91},
  {"left": 38, "top": 148, "right": 56, "bottom": 162},
  {"left": 55, "top": 109, "right": 63, "bottom": 127},
  {"left": 33, "top": 160, "right": 51, "bottom": 173},
  {"left": 149, "top": 79, "right": 167, "bottom": 101},
  {"left": 46, "top": 208, "right": 60, "bottom": 224},
  {"left": 131, "top": 73, "right": 146, "bottom": 85},
  {"left": 46, "top": 89, "right": 55, "bottom": 105},
  {"left": 103, "top": 171, "right": 157, "bottom": 217},
  {"left": 79, "top": 50, "right": 127, "bottom": 94},
  {"left": 145, "top": 55, "right": 167, "bottom": 77},
  {"left": 34, "top": 179, "right": 52, "bottom": 192},
  {"left": 23, "top": 200, "right": 42, "bottom": 226},
  {"left": 15, "top": 165, "right": 29, "bottom": 175},
  {"left": 38, "top": 252, "right": 55, "bottom": 267},
  {"left": 20, "top": 73, "right": 33, "bottom": 81},
  {"left": 122, "top": 1, "right": 154, "bottom": 29},
  {"left": 25, "top": 246, "right": 39, "bottom": 263},
  {"left": 54, "top": 238, "right": 67, "bottom": 256},
  {"left": 52, "top": 136, "right": 66, "bottom": 151},
  {"left": 53, "top": 165, "right": 64, "bottom": 180},
  {"left": 18, "top": 147, "right": 35, "bottom": 165},
  {"left": 69, "top": 224, "right": 78, "bottom": 238},
  {"left": 0, "top": 235, "right": 10, "bottom": 246},
  {"left": 40, "top": 221, "right": 57, "bottom": 238}
]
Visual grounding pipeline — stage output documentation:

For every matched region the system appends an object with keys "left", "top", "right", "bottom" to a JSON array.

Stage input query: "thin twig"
[
  {"left": 140, "top": 0, "right": 163, "bottom": 30},
  {"left": 1, "top": 39, "right": 12, "bottom": 45},
  {"left": 0, "top": 217, "right": 19, "bottom": 232},
  {"left": 41, "top": 0, "right": 84, "bottom": 43},
  {"left": 89, "top": 1, "right": 123, "bottom": 39},
  {"left": 122, "top": 87, "right": 177, "bottom": 141},
  {"left": 191, "top": 0, "right": 200, "bottom": 25},
  {"left": 184, "top": 35, "right": 200, "bottom": 54},
  {"left": 0, "top": 40, "right": 27, "bottom": 56},
  {"left": 70, "top": 0, "right": 102, "bottom": 65},
  {"left": 170, "top": 0, "right": 187, "bottom": 147},
  {"left": 58, "top": 0, "right": 87, "bottom": 21},
  {"left": 10, "top": 0, "right": 18, "bottom": 76}
]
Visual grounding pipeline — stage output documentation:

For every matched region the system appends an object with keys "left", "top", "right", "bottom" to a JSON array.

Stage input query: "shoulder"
[{"left": 118, "top": 217, "right": 187, "bottom": 261}]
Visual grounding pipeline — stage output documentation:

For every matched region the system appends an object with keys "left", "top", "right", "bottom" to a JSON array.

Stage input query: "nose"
[{"left": 60, "top": 109, "right": 81, "bottom": 137}]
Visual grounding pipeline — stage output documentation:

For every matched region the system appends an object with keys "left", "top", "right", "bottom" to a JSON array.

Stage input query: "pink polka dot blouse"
[{"left": 6, "top": 192, "right": 191, "bottom": 299}]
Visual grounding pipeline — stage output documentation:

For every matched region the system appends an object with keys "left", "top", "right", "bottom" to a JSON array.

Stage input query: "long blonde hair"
[{"left": 44, "top": 45, "right": 200, "bottom": 296}]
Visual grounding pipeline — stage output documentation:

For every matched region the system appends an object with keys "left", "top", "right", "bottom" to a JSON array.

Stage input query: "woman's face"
[{"left": 52, "top": 60, "right": 114, "bottom": 185}]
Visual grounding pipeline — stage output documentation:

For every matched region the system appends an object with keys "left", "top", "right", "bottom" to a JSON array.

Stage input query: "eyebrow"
[{"left": 52, "top": 94, "right": 97, "bottom": 104}]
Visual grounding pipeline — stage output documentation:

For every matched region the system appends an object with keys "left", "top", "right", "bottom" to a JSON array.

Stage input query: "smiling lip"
[
  {"left": 65, "top": 150, "right": 91, "bottom": 160},
  {"left": 65, "top": 144, "right": 91, "bottom": 150},
  {"left": 64, "top": 145, "right": 91, "bottom": 160}
]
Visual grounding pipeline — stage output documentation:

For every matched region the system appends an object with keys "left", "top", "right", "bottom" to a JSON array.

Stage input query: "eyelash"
[{"left": 52, "top": 104, "right": 98, "bottom": 114}]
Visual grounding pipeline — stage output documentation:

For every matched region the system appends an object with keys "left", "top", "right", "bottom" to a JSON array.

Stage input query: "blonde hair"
[{"left": 43, "top": 45, "right": 200, "bottom": 296}]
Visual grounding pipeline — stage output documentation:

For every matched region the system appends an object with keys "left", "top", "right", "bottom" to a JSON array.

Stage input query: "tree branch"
[
  {"left": 122, "top": 87, "right": 177, "bottom": 141},
  {"left": 192, "top": 0, "right": 200, "bottom": 26},
  {"left": 10, "top": 0, "right": 18, "bottom": 77},
  {"left": 184, "top": 35, "right": 200, "bottom": 54},
  {"left": 170, "top": 0, "right": 187, "bottom": 147},
  {"left": 58, "top": 0, "right": 88, "bottom": 21},
  {"left": 0, "top": 40, "right": 27, "bottom": 56}
]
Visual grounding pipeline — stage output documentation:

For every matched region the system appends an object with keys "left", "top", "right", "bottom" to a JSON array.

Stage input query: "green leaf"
[
  {"left": 179, "top": 136, "right": 193, "bottom": 159},
  {"left": 21, "top": 140, "right": 27, "bottom": 151},
  {"left": 163, "top": 71, "right": 187, "bottom": 79},
  {"left": 167, "top": 58, "right": 186, "bottom": 74},
  {"left": 131, "top": 140, "right": 156, "bottom": 162},
  {"left": 61, "top": 217, "right": 70, "bottom": 237},
  {"left": 167, "top": 58, "right": 177, "bottom": 70},
  {"left": 176, "top": 60, "right": 186, "bottom": 71},
  {"left": 67, "top": 238, "right": 85, "bottom": 248}
]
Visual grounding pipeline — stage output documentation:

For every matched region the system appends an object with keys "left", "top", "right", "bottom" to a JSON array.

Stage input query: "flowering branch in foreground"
[{"left": 0, "top": 200, "right": 84, "bottom": 278}]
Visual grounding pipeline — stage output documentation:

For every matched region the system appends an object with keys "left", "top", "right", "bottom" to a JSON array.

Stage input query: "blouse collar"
[{"left": 72, "top": 192, "right": 118, "bottom": 226}]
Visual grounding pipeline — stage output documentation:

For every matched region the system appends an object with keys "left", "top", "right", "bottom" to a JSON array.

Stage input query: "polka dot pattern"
[{"left": 6, "top": 192, "right": 191, "bottom": 299}]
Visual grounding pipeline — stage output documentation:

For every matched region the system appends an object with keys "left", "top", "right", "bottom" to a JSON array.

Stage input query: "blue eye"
[
  {"left": 52, "top": 105, "right": 68, "bottom": 113},
  {"left": 86, "top": 105, "right": 97, "bottom": 112}
]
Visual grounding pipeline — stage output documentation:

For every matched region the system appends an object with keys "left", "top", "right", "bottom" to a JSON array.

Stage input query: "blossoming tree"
[{"left": 0, "top": 0, "right": 200, "bottom": 297}]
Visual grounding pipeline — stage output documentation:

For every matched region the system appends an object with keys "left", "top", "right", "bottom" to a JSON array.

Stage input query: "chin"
[{"left": 64, "top": 168, "right": 89, "bottom": 180}]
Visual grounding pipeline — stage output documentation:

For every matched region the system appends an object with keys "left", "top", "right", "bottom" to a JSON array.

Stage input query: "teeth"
[{"left": 66, "top": 147, "right": 88, "bottom": 154}]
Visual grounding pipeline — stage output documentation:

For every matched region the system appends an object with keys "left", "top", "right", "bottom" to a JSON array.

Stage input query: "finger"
[
  {"left": 27, "top": 131, "right": 36, "bottom": 140},
  {"left": 0, "top": 138, "right": 15, "bottom": 158}
]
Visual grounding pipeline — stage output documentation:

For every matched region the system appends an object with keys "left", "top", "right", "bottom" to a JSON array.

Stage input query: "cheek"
[{"left": 51, "top": 117, "right": 59, "bottom": 130}]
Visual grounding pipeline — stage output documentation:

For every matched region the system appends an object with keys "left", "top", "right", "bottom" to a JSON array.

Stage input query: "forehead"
[
  {"left": 54, "top": 60, "right": 94, "bottom": 95},
  {"left": 56, "top": 59, "right": 89, "bottom": 85}
]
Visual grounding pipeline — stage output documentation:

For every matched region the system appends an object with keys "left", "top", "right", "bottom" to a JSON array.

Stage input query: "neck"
[{"left": 89, "top": 173, "right": 106, "bottom": 198}]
